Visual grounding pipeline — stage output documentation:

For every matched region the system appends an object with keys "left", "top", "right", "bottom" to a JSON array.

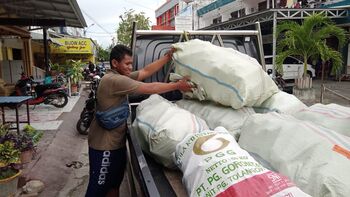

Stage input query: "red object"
[
  {"left": 27, "top": 97, "right": 45, "bottom": 105},
  {"left": 216, "top": 171, "right": 296, "bottom": 197},
  {"left": 151, "top": 25, "right": 175, "bottom": 30}
]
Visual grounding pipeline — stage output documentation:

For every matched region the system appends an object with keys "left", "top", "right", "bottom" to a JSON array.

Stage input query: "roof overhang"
[
  {"left": 0, "top": 0, "right": 87, "bottom": 27},
  {"left": 0, "top": 25, "right": 30, "bottom": 38}
]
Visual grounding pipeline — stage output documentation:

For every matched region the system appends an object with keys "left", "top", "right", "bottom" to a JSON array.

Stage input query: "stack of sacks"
[
  {"left": 238, "top": 113, "right": 350, "bottom": 197},
  {"left": 172, "top": 39, "right": 279, "bottom": 109},
  {"left": 132, "top": 94, "right": 209, "bottom": 168},
  {"left": 253, "top": 91, "right": 307, "bottom": 114},
  {"left": 293, "top": 103, "right": 350, "bottom": 137},
  {"left": 175, "top": 127, "right": 310, "bottom": 197},
  {"left": 176, "top": 99, "right": 255, "bottom": 140}
]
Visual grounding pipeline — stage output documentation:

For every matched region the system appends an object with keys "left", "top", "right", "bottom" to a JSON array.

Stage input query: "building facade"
[
  {"left": 191, "top": 0, "right": 350, "bottom": 77},
  {"left": 196, "top": 0, "right": 347, "bottom": 29},
  {"left": 153, "top": 0, "right": 180, "bottom": 30},
  {"left": 0, "top": 0, "right": 87, "bottom": 85}
]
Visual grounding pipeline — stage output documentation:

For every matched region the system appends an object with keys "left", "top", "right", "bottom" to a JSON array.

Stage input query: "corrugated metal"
[{"left": 0, "top": 0, "right": 87, "bottom": 27}]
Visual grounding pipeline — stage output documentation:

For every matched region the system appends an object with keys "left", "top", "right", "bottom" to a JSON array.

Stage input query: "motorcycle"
[
  {"left": 11, "top": 74, "right": 68, "bottom": 108},
  {"left": 76, "top": 76, "right": 100, "bottom": 135},
  {"left": 82, "top": 67, "right": 92, "bottom": 81},
  {"left": 267, "top": 69, "right": 291, "bottom": 93}
]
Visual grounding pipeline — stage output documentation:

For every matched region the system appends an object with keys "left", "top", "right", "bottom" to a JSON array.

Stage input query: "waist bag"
[{"left": 95, "top": 101, "right": 129, "bottom": 130}]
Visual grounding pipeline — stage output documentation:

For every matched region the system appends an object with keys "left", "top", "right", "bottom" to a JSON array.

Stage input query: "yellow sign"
[{"left": 50, "top": 38, "right": 93, "bottom": 54}]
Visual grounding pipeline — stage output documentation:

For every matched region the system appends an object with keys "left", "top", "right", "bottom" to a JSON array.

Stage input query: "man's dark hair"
[{"left": 109, "top": 44, "right": 132, "bottom": 66}]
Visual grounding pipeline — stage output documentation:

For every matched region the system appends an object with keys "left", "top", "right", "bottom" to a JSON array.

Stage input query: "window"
[
  {"left": 213, "top": 16, "right": 222, "bottom": 24},
  {"left": 284, "top": 57, "right": 302, "bottom": 64},
  {"left": 265, "top": 57, "right": 272, "bottom": 64},
  {"left": 239, "top": 8, "right": 246, "bottom": 17},
  {"left": 258, "top": 1, "right": 267, "bottom": 11},
  {"left": 230, "top": 11, "right": 238, "bottom": 19},
  {"left": 170, "top": 8, "right": 174, "bottom": 18},
  {"left": 12, "top": 48, "right": 22, "bottom": 60}
]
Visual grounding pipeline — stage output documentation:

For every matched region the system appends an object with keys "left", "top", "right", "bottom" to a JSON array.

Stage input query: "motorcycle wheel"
[
  {"left": 80, "top": 108, "right": 87, "bottom": 119},
  {"left": 51, "top": 92, "right": 68, "bottom": 108},
  {"left": 76, "top": 118, "right": 89, "bottom": 135}
]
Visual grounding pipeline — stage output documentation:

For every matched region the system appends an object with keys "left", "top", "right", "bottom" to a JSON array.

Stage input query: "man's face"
[{"left": 112, "top": 54, "right": 133, "bottom": 75}]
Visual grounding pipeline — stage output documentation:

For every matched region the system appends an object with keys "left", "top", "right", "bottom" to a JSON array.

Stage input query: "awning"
[{"left": 0, "top": 0, "right": 87, "bottom": 27}]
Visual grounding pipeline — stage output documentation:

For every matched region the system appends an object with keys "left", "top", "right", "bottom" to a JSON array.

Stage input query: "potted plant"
[
  {"left": 1, "top": 125, "right": 43, "bottom": 165},
  {"left": 0, "top": 124, "right": 21, "bottom": 197},
  {"left": 67, "top": 60, "right": 84, "bottom": 94},
  {"left": 20, "top": 125, "right": 43, "bottom": 164},
  {"left": 276, "top": 13, "right": 346, "bottom": 89}
]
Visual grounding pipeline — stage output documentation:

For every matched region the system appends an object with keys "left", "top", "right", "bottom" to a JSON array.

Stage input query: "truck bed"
[{"left": 126, "top": 26, "right": 266, "bottom": 197}]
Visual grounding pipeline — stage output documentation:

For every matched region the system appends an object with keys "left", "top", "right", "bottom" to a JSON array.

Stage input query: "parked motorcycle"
[
  {"left": 11, "top": 74, "right": 68, "bottom": 108},
  {"left": 267, "top": 69, "right": 290, "bottom": 93},
  {"left": 76, "top": 76, "right": 100, "bottom": 135}
]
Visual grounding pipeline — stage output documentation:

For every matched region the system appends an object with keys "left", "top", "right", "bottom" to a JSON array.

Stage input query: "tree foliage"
[
  {"left": 276, "top": 13, "right": 346, "bottom": 78},
  {"left": 117, "top": 9, "right": 151, "bottom": 46},
  {"left": 96, "top": 46, "right": 110, "bottom": 62}
]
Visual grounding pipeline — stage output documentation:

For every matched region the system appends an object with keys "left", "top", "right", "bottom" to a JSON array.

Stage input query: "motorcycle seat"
[{"left": 35, "top": 83, "right": 61, "bottom": 97}]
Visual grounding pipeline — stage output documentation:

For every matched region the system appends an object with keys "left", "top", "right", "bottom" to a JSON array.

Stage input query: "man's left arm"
[{"left": 137, "top": 50, "right": 173, "bottom": 81}]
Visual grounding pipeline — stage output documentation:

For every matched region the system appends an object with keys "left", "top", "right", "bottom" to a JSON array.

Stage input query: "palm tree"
[{"left": 276, "top": 13, "right": 346, "bottom": 89}]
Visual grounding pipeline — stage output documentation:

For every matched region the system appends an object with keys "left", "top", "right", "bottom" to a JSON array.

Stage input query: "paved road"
[{"left": 293, "top": 79, "right": 350, "bottom": 106}]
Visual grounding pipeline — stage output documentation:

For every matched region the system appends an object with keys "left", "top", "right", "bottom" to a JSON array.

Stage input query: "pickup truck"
[{"left": 126, "top": 24, "right": 266, "bottom": 197}]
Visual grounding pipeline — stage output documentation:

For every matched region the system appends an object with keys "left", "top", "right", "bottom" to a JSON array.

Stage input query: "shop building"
[{"left": 0, "top": 0, "right": 87, "bottom": 85}]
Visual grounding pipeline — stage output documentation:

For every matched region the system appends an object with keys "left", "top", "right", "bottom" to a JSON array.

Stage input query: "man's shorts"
[{"left": 85, "top": 147, "right": 127, "bottom": 197}]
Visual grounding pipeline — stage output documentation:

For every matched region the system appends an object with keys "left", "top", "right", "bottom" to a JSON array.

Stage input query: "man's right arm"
[{"left": 135, "top": 80, "right": 192, "bottom": 95}]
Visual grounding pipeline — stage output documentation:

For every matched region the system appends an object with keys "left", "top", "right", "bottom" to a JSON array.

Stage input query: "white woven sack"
[
  {"left": 293, "top": 103, "right": 350, "bottom": 137},
  {"left": 238, "top": 113, "right": 350, "bottom": 197},
  {"left": 175, "top": 127, "right": 309, "bottom": 197},
  {"left": 176, "top": 99, "right": 255, "bottom": 140},
  {"left": 132, "top": 94, "right": 209, "bottom": 168},
  {"left": 172, "top": 39, "right": 279, "bottom": 109},
  {"left": 254, "top": 91, "right": 307, "bottom": 114}
]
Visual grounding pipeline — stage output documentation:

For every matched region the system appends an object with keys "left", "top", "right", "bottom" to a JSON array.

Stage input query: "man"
[
  {"left": 86, "top": 44, "right": 192, "bottom": 197},
  {"left": 88, "top": 61, "right": 95, "bottom": 73}
]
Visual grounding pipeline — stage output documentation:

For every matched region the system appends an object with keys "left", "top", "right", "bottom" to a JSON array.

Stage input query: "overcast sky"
[{"left": 76, "top": 0, "right": 163, "bottom": 48}]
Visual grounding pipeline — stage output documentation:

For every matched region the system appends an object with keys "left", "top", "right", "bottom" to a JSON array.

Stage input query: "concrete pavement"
[
  {"left": 20, "top": 90, "right": 87, "bottom": 196},
  {"left": 19, "top": 85, "right": 130, "bottom": 197},
  {"left": 293, "top": 79, "right": 350, "bottom": 106}
]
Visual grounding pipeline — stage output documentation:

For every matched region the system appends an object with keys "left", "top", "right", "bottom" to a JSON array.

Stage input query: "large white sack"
[
  {"left": 175, "top": 127, "right": 310, "bottom": 197},
  {"left": 176, "top": 99, "right": 255, "bottom": 140},
  {"left": 238, "top": 113, "right": 350, "bottom": 197},
  {"left": 253, "top": 91, "right": 307, "bottom": 114},
  {"left": 293, "top": 103, "right": 350, "bottom": 137},
  {"left": 132, "top": 94, "right": 209, "bottom": 168},
  {"left": 172, "top": 39, "right": 279, "bottom": 109}
]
